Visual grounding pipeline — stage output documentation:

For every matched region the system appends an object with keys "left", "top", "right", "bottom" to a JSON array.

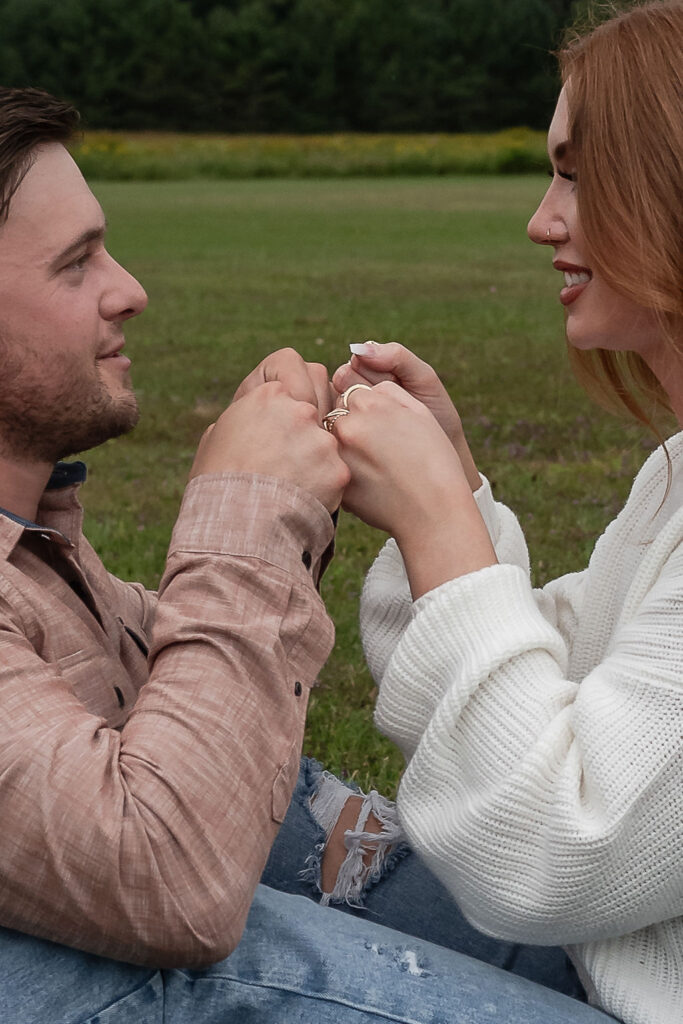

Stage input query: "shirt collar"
[
  {"left": 0, "top": 461, "right": 87, "bottom": 558},
  {"left": 45, "top": 460, "right": 87, "bottom": 491}
]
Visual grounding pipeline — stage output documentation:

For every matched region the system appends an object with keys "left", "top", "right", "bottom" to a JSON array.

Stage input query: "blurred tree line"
[{"left": 0, "top": 0, "right": 576, "bottom": 132}]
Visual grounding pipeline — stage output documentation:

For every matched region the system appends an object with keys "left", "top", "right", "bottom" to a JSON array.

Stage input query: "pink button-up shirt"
[{"left": 0, "top": 465, "right": 335, "bottom": 967}]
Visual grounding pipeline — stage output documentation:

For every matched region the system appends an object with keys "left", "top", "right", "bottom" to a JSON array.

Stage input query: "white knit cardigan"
[{"left": 361, "top": 433, "right": 683, "bottom": 1024}]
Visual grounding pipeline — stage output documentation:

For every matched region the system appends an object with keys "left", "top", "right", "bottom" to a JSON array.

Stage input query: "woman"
[{"left": 266, "top": 3, "right": 683, "bottom": 1023}]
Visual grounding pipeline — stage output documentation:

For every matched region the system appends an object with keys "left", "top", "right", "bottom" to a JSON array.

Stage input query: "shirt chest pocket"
[{"left": 54, "top": 646, "right": 136, "bottom": 729}]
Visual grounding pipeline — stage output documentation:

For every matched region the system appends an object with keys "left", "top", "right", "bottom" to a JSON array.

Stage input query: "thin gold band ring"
[
  {"left": 340, "top": 383, "right": 372, "bottom": 409},
  {"left": 322, "top": 408, "right": 350, "bottom": 433}
]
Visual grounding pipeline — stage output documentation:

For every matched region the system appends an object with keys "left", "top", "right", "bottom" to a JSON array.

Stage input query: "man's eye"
[{"left": 66, "top": 253, "right": 90, "bottom": 271}]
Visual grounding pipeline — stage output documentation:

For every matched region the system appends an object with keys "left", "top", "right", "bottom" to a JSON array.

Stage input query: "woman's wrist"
[
  {"left": 394, "top": 491, "right": 497, "bottom": 600},
  {"left": 448, "top": 427, "right": 483, "bottom": 492}
]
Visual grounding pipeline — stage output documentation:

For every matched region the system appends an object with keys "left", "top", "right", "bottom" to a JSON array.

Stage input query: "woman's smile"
[{"left": 554, "top": 260, "right": 593, "bottom": 305}]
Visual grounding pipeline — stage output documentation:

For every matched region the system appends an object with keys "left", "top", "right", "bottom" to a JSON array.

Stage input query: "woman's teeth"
[{"left": 564, "top": 271, "right": 591, "bottom": 287}]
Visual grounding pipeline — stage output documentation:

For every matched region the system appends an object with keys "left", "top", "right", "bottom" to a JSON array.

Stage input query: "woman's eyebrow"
[{"left": 552, "top": 141, "right": 572, "bottom": 163}]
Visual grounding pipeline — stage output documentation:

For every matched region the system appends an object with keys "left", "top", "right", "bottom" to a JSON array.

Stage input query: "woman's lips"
[{"left": 555, "top": 264, "right": 592, "bottom": 306}]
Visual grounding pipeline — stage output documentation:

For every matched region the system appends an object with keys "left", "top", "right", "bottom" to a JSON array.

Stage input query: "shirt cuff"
[{"left": 171, "top": 473, "right": 335, "bottom": 580}]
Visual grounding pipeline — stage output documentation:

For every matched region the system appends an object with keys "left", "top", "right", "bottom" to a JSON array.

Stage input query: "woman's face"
[{"left": 527, "top": 86, "right": 662, "bottom": 359}]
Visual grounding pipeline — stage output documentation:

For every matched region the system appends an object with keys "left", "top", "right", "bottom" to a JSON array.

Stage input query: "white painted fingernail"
[{"left": 349, "top": 341, "right": 378, "bottom": 356}]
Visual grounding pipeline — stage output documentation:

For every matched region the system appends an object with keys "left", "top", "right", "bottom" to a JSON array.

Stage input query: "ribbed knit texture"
[{"left": 362, "top": 434, "right": 683, "bottom": 1024}]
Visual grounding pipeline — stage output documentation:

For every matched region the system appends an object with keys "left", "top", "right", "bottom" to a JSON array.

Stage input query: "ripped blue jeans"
[
  {"left": 264, "top": 758, "right": 592, "bottom": 1001},
  {"left": 1, "top": 759, "right": 618, "bottom": 1024}
]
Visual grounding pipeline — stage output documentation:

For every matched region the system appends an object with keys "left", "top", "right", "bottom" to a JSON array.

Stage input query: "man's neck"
[{"left": 0, "top": 454, "right": 53, "bottom": 521}]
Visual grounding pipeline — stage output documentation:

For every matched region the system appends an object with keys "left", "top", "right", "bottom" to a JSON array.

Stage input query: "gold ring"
[
  {"left": 322, "top": 408, "right": 350, "bottom": 433},
  {"left": 341, "top": 383, "right": 372, "bottom": 409}
]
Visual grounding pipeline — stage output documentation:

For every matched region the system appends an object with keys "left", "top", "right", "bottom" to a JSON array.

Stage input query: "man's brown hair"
[{"left": 0, "top": 87, "right": 80, "bottom": 225}]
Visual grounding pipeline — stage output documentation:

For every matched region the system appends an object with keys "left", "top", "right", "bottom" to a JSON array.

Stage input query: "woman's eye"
[{"left": 548, "top": 168, "right": 576, "bottom": 183}]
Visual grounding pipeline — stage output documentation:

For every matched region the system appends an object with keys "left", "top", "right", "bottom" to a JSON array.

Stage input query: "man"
[
  {"left": 0, "top": 88, "right": 606, "bottom": 1024},
  {"left": 0, "top": 84, "right": 347, "bottom": 970}
]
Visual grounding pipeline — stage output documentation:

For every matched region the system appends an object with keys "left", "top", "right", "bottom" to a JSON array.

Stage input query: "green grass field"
[{"left": 84, "top": 176, "right": 659, "bottom": 796}]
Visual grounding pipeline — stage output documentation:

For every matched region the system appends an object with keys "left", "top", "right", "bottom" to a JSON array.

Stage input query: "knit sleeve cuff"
[
  {"left": 473, "top": 476, "right": 530, "bottom": 572},
  {"left": 374, "top": 562, "right": 567, "bottom": 755},
  {"left": 473, "top": 475, "right": 498, "bottom": 536}
]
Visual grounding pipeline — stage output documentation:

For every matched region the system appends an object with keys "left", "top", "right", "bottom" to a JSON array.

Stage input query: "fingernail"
[{"left": 349, "top": 341, "right": 378, "bottom": 357}]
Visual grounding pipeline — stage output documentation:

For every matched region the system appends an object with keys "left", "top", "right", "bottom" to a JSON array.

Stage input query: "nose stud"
[{"left": 546, "top": 228, "right": 551, "bottom": 239}]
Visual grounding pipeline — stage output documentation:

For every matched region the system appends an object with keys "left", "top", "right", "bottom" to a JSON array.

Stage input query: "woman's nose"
[{"left": 527, "top": 186, "right": 569, "bottom": 246}]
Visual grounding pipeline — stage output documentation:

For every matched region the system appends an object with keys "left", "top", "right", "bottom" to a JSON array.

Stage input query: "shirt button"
[
  {"left": 294, "top": 681, "right": 302, "bottom": 697},
  {"left": 301, "top": 550, "right": 312, "bottom": 570}
]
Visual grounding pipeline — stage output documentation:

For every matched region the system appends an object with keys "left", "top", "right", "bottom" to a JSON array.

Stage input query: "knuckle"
[
  {"left": 374, "top": 379, "right": 398, "bottom": 397},
  {"left": 294, "top": 399, "right": 317, "bottom": 422},
  {"left": 215, "top": 406, "right": 233, "bottom": 427},
  {"left": 262, "top": 379, "right": 285, "bottom": 397}
]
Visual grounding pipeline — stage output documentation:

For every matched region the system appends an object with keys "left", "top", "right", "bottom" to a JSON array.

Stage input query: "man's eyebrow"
[{"left": 49, "top": 223, "right": 107, "bottom": 269}]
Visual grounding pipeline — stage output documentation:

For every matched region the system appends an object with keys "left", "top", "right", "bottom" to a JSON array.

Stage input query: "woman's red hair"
[{"left": 559, "top": 1, "right": 682, "bottom": 426}]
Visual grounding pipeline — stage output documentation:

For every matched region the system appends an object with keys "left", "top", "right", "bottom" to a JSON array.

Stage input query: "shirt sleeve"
[
  {"left": 104, "top": 572, "right": 158, "bottom": 640},
  {"left": 372, "top": 540, "right": 683, "bottom": 947},
  {"left": 0, "top": 472, "right": 334, "bottom": 968}
]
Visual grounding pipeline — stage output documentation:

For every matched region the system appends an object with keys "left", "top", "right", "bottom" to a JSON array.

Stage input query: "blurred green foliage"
[
  {"left": 71, "top": 128, "right": 549, "bottom": 180},
  {"left": 0, "top": 0, "right": 575, "bottom": 132}
]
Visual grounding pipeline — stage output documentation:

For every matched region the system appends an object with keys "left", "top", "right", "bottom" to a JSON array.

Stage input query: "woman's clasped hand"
[
  {"left": 328, "top": 377, "right": 464, "bottom": 534},
  {"left": 324, "top": 350, "right": 498, "bottom": 599}
]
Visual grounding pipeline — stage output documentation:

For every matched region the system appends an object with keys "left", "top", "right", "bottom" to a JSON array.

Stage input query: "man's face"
[{"left": 0, "top": 143, "right": 147, "bottom": 465}]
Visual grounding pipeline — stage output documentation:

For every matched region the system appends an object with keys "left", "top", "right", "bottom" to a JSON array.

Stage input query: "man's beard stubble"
[{"left": 0, "top": 342, "right": 139, "bottom": 464}]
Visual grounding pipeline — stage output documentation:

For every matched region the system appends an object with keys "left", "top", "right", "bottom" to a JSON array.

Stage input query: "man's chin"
[
  {"left": 97, "top": 390, "right": 140, "bottom": 440},
  {"left": 58, "top": 397, "right": 140, "bottom": 460}
]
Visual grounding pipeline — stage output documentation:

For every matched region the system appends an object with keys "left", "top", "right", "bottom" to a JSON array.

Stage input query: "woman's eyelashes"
[{"left": 548, "top": 167, "right": 576, "bottom": 183}]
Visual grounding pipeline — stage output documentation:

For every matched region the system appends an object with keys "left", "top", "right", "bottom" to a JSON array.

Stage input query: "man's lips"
[
  {"left": 554, "top": 260, "right": 592, "bottom": 306},
  {"left": 97, "top": 344, "right": 131, "bottom": 368}
]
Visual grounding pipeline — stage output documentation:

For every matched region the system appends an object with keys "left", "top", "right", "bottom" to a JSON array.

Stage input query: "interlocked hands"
[
  {"left": 189, "top": 348, "right": 348, "bottom": 513},
  {"left": 189, "top": 344, "right": 496, "bottom": 592}
]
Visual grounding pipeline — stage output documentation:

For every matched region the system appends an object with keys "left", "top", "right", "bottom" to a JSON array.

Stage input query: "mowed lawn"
[{"left": 84, "top": 176, "right": 658, "bottom": 795}]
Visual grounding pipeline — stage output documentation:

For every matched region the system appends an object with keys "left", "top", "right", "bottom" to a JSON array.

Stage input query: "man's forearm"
[{"left": 0, "top": 474, "right": 334, "bottom": 967}]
